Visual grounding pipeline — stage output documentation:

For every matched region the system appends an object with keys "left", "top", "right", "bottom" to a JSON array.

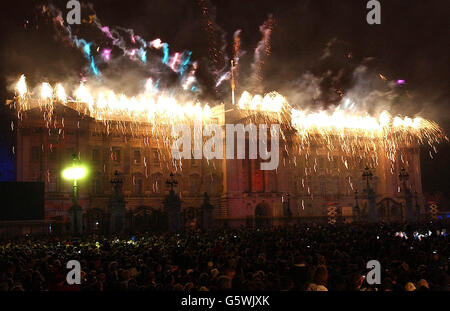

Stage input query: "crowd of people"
[{"left": 0, "top": 221, "right": 449, "bottom": 291}]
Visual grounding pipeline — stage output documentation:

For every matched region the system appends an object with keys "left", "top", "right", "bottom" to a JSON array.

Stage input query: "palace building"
[{"left": 14, "top": 100, "right": 425, "bottom": 232}]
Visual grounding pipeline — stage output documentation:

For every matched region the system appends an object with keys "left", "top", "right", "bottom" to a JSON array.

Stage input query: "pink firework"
[{"left": 102, "top": 49, "right": 112, "bottom": 61}]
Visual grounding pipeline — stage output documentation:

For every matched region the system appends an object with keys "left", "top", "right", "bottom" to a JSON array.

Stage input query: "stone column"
[
  {"left": 164, "top": 173, "right": 181, "bottom": 232},
  {"left": 109, "top": 171, "right": 126, "bottom": 234},
  {"left": 405, "top": 189, "right": 413, "bottom": 222},
  {"left": 164, "top": 191, "right": 181, "bottom": 232},
  {"left": 200, "top": 192, "right": 215, "bottom": 231},
  {"left": 367, "top": 188, "right": 377, "bottom": 222},
  {"left": 69, "top": 204, "right": 83, "bottom": 236}
]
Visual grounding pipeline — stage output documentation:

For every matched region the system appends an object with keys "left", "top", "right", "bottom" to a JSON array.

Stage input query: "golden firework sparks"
[{"left": 12, "top": 75, "right": 447, "bottom": 171}]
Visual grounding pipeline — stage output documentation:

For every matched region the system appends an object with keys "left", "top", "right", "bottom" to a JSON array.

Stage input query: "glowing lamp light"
[{"left": 63, "top": 166, "right": 87, "bottom": 180}]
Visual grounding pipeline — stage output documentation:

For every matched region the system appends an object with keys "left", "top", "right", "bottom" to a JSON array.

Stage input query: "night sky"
[{"left": 0, "top": 0, "right": 448, "bottom": 203}]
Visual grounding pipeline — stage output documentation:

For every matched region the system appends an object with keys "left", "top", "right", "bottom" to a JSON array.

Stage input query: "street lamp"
[
  {"left": 166, "top": 172, "right": 178, "bottom": 194},
  {"left": 362, "top": 166, "right": 378, "bottom": 222},
  {"left": 62, "top": 154, "right": 87, "bottom": 205},
  {"left": 399, "top": 167, "right": 409, "bottom": 191},
  {"left": 362, "top": 166, "right": 373, "bottom": 191}
]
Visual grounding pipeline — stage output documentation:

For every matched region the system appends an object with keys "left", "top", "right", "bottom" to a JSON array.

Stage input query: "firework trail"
[
  {"left": 41, "top": 4, "right": 100, "bottom": 76},
  {"left": 40, "top": 3, "right": 198, "bottom": 90},
  {"left": 197, "top": 0, "right": 229, "bottom": 88},
  {"left": 251, "top": 15, "right": 275, "bottom": 92},
  {"left": 11, "top": 3, "right": 448, "bottom": 173},
  {"left": 232, "top": 29, "right": 243, "bottom": 89}
]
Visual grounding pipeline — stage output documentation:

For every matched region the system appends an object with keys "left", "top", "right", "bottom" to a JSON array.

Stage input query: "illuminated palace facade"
[{"left": 15, "top": 101, "right": 424, "bottom": 230}]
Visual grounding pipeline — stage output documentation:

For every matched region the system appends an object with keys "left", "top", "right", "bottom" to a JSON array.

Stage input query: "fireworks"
[
  {"left": 290, "top": 107, "right": 446, "bottom": 161},
  {"left": 14, "top": 76, "right": 213, "bottom": 126},
  {"left": 238, "top": 91, "right": 288, "bottom": 113},
  {"left": 15, "top": 75, "right": 27, "bottom": 97},
  {"left": 6, "top": 3, "right": 447, "bottom": 203},
  {"left": 13, "top": 75, "right": 446, "bottom": 159},
  {"left": 252, "top": 15, "right": 275, "bottom": 87},
  {"left": 55, "top": 84, "right": 67, "bottom": 102}
]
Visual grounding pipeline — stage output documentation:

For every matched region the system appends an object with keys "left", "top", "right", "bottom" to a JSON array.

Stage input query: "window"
[
  {"left": 358, "top": 158, "right": 364, "bottom": 169},
  {"left": 152, "top": 173, "right": 162, "bottom": 193},
  {"left": 31, "top": 146, "right": 40, "bottom": 162},
  {"left": 332, "top": 176, "right": 339, "bottom": 195},
  {"left": 66, "top": 147, "right": 75, "bottom": 161},
  {"left": 134, "top": 176, "right": 143, "bottom": 195},
  {"left": 190, "top": 174, "right": 200, "bottom": 194},
  {"left": 319, "top": 176, "right": 327, "bottom": 196},
  {"left": 92, "top": 172, "right": 102, "bottom": 194},
  {"left": 92, "top": 149, "right": 99, "bottom": 162},
  {"left": 48, "top": 170, "right": 57, "bottom": 192},
  {"left": 304, "top": 176, "right": 312, "bottom": 195},
  {"left": 306, "top": 203, "right": 313, "bottom": 216},
  {"left": 152, "top": 149, "right": 160, "bottom": 165},
  {"left": 113, "top": 148, "right": 121, "bottom": 163},
  {"left": 133, "top": 149, "right": 141, "bottom": 164},
  {"left": 332, "top": 156, "right": 339, "bottom": 169},
  {"left": 92, "top": 179, "right": 100, "bottom": 194},
  {"left": 318, "top": 156, "right": 325, "bottom": 169},
  {"left": 49, "top": 149, "right": 57, "bottom": 162},
  {"left": 208, "top": 174, "right": 221, "bottom": 195}
]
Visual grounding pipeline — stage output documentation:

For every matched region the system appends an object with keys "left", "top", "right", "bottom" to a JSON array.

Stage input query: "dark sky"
[{"left": 0, "top": 0, "right": 448, "bottom": 197}]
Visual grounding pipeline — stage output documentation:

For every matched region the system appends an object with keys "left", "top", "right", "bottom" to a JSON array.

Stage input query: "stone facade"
[{"left": 15, "top": 102, "right": 424, "bottom": 230}]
